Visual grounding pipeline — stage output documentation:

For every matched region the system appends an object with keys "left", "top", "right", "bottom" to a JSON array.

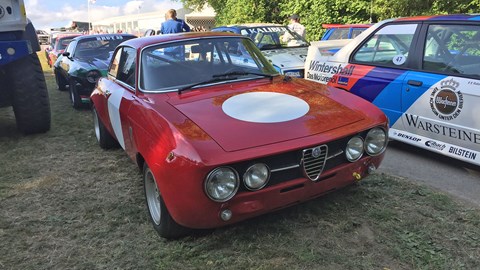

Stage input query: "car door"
[
  {"left": 102, "top": 46, "right": 139, "bottom": 157},
  {"left": 347, "top": 23, "right": 420, "bottom": 128},
  {"left": 398, "top": 22, "right": 480, "bottom": 163}
]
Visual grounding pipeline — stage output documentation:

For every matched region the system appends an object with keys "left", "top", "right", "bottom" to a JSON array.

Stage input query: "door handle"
[{"left": 407, "top": 80, "right": 423, "bottom": 87}]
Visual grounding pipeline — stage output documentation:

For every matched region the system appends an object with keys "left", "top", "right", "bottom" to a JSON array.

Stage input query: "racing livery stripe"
[
  {"left": 370, "top": 73, "right": 409, "bottom": 125},
  {"left": 469, "top": 16, "right": 480, "bottom": 21},
  {"left": 328, "top": 64, "right": 374, "bottom": 90},
  {"left": 107, "top": 89, "right": 126, "bottom": 150},
  {"left": 348, "top": 67, "right": 407, "bottom": 102},
  {"left": 390, "top": 128, "right": 480, "bottom": 166}
]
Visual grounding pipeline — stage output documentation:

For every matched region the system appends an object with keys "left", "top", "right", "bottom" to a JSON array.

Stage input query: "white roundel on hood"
[{"left": 222, "top": 92, "right": 309, "bottom": 123}]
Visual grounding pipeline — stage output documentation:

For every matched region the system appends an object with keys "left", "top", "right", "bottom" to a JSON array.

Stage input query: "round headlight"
[
  {"left": 346, "top": 136, "right": 364, "bottom": 162},
  {"left": 365, "top": 128, "right": 387, "bottom": 156},
  {"left": 205, "top": 167, "right": 239, "bottom": 202},
  {"left": 243, "top": 163, "right": 270, "bottom": 190},
  {"left": 87, "top": 70, "right": 101, "bottom": 83}
]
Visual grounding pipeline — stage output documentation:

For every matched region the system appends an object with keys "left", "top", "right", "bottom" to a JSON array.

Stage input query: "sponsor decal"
[
  {"left": 308, "top": 61, "right": 355, "bottom": 76},
  {"left": 404, "top": 114, "right": 480, "bottom": 145},
  {"left": 425, "top": 140, "right": 446, "bottom": 151},
  {"left": 306, "top": 61, "right": 355, "bottom": 84},
  {"left": 448, "top": 146, "right": 477, "bottom": 160},
  {"left": 96, "top": 35, "right": 124, "bottom": 41},
  {"left": 393, "top": 131, "right": 421, "bottom": 142},
  {"left": 284, "top": 70, "right": 302, "bottom": 77},
  {"left": 338, "top": 76, "right": 349, "bottom": 85},
  {"left": 429, "top": 78, "right": 464, "bottom": 121}
]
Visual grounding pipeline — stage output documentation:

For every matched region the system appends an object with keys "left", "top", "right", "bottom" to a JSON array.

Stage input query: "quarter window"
[
  {"left": 353, "top": 24, "right": 417, "bottom": 67},
  {"left": 422, "top": 24, "right": 480, "bottom": 77},
  {"left": 109, "top": 48, "right": 122, "bottom": 78},
  {"left": 117, "top": 47, "right": 136, "bottom": 88}
]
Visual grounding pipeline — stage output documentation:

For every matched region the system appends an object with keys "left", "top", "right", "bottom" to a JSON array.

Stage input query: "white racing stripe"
[
  {"left": 222, "top": 92, "right": 310, "bottom": 123},
  {"left": 107, "top": 88, "right": 126, "bottom": 149}
]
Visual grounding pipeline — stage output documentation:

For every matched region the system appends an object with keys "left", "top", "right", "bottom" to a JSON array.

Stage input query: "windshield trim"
[{"left": 138, "top": 36, "right": 275, "bottom": 94}]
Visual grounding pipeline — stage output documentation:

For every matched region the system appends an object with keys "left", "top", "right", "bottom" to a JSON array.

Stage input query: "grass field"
[{"left": 0, "top": 53, "right": 479, "bottom": 269}]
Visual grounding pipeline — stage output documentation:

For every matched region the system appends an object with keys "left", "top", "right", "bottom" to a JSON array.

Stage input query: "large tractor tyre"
[{"left": 9, "top": 53, "right": 51, "bottom": 134}]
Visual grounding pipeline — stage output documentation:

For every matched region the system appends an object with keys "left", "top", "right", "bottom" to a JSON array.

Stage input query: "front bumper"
[{"left": 166, "top": 154, "right": 384, "bottom": 229}]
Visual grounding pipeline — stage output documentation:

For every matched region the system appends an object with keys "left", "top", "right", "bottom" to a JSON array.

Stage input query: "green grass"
[{"left": 0, "top": 53, "right": 479, "bottom": 269}]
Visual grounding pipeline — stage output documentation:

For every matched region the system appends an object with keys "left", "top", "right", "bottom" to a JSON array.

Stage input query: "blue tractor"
[{"left": 0, "top": 0, "right": 50, "bottom": 134}]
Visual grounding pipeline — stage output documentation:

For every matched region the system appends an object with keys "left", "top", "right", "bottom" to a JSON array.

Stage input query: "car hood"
[
  {"left": 169, "top": 79, "right": 365, "bottom": 152},
  {"left": 262, "top": 47, "right": 308, "bottom": 70}
]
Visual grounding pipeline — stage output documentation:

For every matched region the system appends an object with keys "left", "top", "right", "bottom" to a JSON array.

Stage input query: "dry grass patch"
[{"left": 0, "top": 53, "right": 479, "bottom": 269}]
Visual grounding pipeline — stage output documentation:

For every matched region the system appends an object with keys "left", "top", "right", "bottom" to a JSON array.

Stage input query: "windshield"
[
  {"left": 140, "top": 37, "right": 278, "bottom": 91},
  {"left": 240, "top": 26, "right": 308, "bottom": 50},
  {"left": 74, "top": 35, "right": 135, "bottom": 57}
]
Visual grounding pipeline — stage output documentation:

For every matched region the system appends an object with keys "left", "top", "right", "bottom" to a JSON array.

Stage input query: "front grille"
[{"left": 302, "top": 145, "right": 328, "bottom": 181}]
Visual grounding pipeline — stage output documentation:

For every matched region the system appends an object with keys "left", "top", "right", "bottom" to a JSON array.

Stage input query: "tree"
[{"left": 177, "top": 0, "right": 480, "bottom": 41}]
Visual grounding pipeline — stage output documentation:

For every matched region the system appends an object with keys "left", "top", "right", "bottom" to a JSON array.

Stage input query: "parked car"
[
  {"left": 212, "top": 24, "right": 309, "bottom": 78},
  {"left": 312, "top": 23, "right": 372, "bottom": 56},
  {"left": 91, "top": 32, "right": 388, "bottom": 238},
  {"left": 305, "top": 14, "right": 480, "bottom": 166},
  {"left": 321, "top": 24, "right": 371, "bottom": 41},
  {"left": 45, "top": 33, "right": 82, "bottom": 67},
  {"left": 36, "top": 29, "right": 50, "bottom": 45},
  {"left": 54, "top": 33, "right": 136, "bottom": 108}
]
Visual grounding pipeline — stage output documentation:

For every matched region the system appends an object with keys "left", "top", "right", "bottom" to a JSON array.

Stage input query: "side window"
[
  {"left": 109, "top": 47, "right": 122, "bottom": 78},
  {"left": 422, "top": 24, "right": 480, "bottom": 77},
  {"left": 117, "top": 47, "right": 136, "bottom": 88},
  {"left": 353, "top": 24, "right": 418, "bottom": 67}
]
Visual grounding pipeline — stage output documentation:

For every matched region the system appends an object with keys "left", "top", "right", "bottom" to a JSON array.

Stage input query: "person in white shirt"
[{"left": 287, "top": 14, "right": 306, "bottom": 39}]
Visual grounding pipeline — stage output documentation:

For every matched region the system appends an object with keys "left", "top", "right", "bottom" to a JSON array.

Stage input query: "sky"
[{"left": 25, "top": 0, "right": 183, "bottom": 31}]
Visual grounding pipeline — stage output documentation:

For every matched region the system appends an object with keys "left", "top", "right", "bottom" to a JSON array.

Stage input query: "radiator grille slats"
[{"left": 302, "top": 145, "right": 328, "bottom": 181}]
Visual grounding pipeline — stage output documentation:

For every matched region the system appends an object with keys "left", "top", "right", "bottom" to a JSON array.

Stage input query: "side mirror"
[{"left": 62, "top": 52, "right": 71, "bottom": 57}]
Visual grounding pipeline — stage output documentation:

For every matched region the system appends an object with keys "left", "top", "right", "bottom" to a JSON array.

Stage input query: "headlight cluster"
[
  {"left": 86, "top": 70, "right": 101, "bottom": 83},
  {"left": 345, "top": 127, "right": 387, "bottom": 162},
  {"left": 205, "top": 163, "right": 270, "bottom": 202}
]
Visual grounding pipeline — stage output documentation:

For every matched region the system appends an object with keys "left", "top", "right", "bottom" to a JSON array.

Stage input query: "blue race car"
[{"left": 305, "top": 14, "right": 480, "bottom": 166}]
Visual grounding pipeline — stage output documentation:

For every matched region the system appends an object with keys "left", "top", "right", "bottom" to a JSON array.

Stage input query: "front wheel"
[{"left": 144, "top": 163, "right": 189, "bottom": 239}]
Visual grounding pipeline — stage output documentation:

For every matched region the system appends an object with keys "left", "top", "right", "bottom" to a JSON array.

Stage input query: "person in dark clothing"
[{"left": 160, "top": 9, "right": 191, "bottom": 34}]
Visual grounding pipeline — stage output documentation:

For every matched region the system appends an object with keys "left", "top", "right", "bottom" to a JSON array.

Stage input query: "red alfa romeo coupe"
[{"left": 91, "top": 32, "right": 389, "bottom": 238}]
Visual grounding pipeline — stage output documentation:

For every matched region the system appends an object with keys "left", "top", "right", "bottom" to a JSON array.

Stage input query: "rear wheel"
[
  {"left": 92, "top": 107, "right": 118, "bottom": 149},
  {"left": 9, "top": 53, "right": 51, "bottom": 134},
  {"left": 144, "top": 163, "right": 189, "bottom": 239}
]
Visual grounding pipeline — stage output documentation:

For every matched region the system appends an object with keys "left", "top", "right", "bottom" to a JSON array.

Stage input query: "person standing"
[
  {"left": 160, "top": 9, "right": 191, "bottom": 34},
  {"left": 287, "top": 14, "right": 306, "bottom": 38}
]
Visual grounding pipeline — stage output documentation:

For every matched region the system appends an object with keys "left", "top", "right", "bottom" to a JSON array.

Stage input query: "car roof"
[
  {"left": 322, "top": 24, "right": 371, "bottom": 29},
  {"left": 394, "top": 14, "right": 480, "bottom": 22},
  {"left": 120, "top": 31, "right": 244, "bottom": 50}
]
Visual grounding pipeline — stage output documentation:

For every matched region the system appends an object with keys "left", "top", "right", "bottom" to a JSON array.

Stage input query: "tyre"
[
  {"left": 9, "top": 53, "right": 51, "bottom": 134},
  {"left": 69, "top": 79, "right": 82, "bottom": 109},
  {"left": 92, "top": 107, "right": 118, "bottom": 149},
  {"left": 144, "top": 163, "right": 189, "bottom": 239},
  {"left": 55, "top": 70, "right": 67, "bottom": 91}
]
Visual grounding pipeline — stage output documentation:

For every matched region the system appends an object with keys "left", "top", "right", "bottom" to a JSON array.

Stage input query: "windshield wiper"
[
  {"left": 212, "top": 71, "right": 276, "bottom": 79},
  {"left": 177, "top": 76, "right": 238, "bottom": 93},
  {"left": 178, "top": 72, "right": 276, "bottom": 93}
]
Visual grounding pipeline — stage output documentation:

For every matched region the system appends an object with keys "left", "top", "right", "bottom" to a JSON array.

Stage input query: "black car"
[{"left": 54, "top": 33, "right": 136, "bottom": 108}]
